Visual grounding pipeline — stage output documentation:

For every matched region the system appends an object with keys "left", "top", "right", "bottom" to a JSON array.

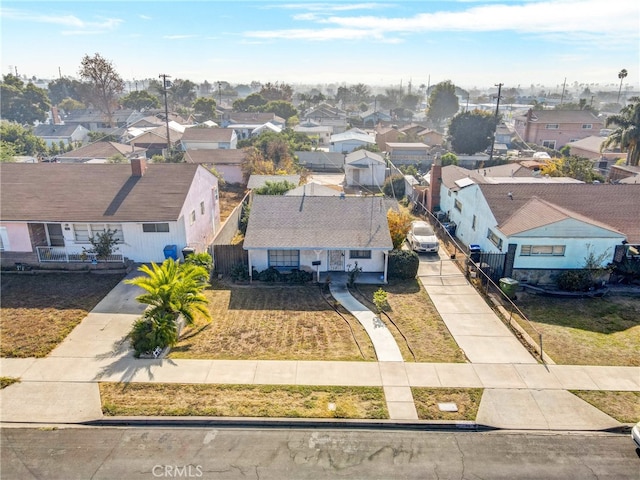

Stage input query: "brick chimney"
[
  {"left": 427, "top": 156, "right": 442, "bottom": 213},
  {"left": 51, "top": 106, "right": 62, "bottom": 125},
  {"left": 131, "top": 157, "right": 147, "bottom": 177}
]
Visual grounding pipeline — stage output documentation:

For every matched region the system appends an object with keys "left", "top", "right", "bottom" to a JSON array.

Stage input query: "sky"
[{"left": 1, "top": 0, "right": 638, "bottom": 92}]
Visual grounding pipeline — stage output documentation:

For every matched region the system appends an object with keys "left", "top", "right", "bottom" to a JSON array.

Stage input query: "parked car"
[
  {"left": 632, "top": 421, "right": 640, "bottom": 450},
  {"left": 407, "top": 221, "right": 439, "bottom": 253}
]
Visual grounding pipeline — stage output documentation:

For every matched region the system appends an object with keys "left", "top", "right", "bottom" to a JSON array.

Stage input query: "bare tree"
[{"left": 78, "top": 53, "right": 125, "bottom": 127}]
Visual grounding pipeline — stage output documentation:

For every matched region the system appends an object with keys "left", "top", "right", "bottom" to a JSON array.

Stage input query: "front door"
[
  {"left": 328, "top": 250, "right": 344, "bottom": 271},
  {"left": 46, "top": 223, "right": 65, "bottom": 246}
]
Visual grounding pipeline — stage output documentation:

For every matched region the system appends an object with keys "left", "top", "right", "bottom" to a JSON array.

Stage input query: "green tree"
[
  {"left": 87, "top": 131, "right": 119, "bottom": 143},
  {"left": 540, "top": 155, "right": 604, "bottom": 183},
  {"left": 192, "top": 97, "right": 217, "bottom": 122},
  {"left": 120, "top": 90, "right": 161, "bottom": 110},
  {"left": 253, "top": 180, "right": 297, "bottom": 195},
  {"left": 262, "top": 100, "right": 298, "bottom": 121},
  {"left": 448, "top": 110, "right": 497, "bottom": 154},
  {"left": 233, "top": 93, "right": 267, "bottom": 112},
  {"left": 602, "top": 96, "right": 640, "bottom": 166},
  {"left": 47, "top": 77, "right": 84, "bottom": 105},
  {"left": 440, "top": 152, "right": 458, "bottom": 166},
  {"left": 383, "top": 174, "right": 406, "bottom": 198},
  {"left": 126, "top": 258, "right": 211, "bottom": 326},
  {"left": 0, "top": 141, "right": 17, "bottom": 162},
  {"left": 58, "top": 97, "right": 85, "bottom": 112},
  {"left": 0, "top": 121, "right": 48, "bottom": 156},
  {"left": 107, "top": 153, "right": 127, "bottom": 164},
  {"left": 427, "top": 80, "right": 459, "bottom": 127},
  {"left": 167, "top": 79, "right": 197, "bottom": 110},
  {"left": 0, "top": 74, "right": 51, "bottom": 124},
  {"left": 78, "top": 53, "right": 125, "bottom": 127},
  {"left": 259, "top": 82, "right": 293, "bottom": 102}
]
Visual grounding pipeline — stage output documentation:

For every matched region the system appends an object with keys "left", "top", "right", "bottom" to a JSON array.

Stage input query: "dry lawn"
[
  {"left": 412, "top": 388, "right": 483, "bottom": 421},
  {"left": 170, "top": 284, "right": 376, "bottom": 361},
  {"left": 100, "top": 383, "right": 388, "bottom": 419},
  {"left": 571, "top": 391, "right": 640, "bottom": 423},
  {"left": 0, "top": 273, "right": 125, "bottom": 358},
  {"left": 514, "top": 293, "right": 640, "bottom": 366},
  {"left": 352, "top": 281, "right": 467, "bottom": 363},
  {"left": 0, "top": 377, "right": 19, "bottom": 389}
]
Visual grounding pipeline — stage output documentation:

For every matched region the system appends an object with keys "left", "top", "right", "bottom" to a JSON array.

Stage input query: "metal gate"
[{"left": 471, "top": 252, "right": 507, "bottom": 283}]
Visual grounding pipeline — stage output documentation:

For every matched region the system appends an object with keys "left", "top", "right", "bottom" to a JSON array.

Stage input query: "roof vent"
[{"left": 507, "top": 191, "right": 513, "bottom": 200}]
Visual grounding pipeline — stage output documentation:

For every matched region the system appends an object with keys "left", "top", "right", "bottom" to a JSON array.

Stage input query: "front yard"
[
  {"left": 0, "top": 273, "right": 125, "bottom": 358},
  {"left": 514, "top": 293, "right": 640, "bottom": 366}
]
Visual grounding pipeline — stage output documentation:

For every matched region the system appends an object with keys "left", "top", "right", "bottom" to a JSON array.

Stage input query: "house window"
[
  {"left": 487, "top": 229, "right": 503, "bottom": 250},
  {"left": 472, "top": 215, "right": 477, "bottom": 231},
  {"left": 0, "top": 227, "right": 7, "bottom": 251},
  {"left": 268, "top": 250, "right": 299, "bottom": 268},
  {"left": 75, "top": 223, "right": 124, "bottom": 243},
  {"left": 581, "top": 124, "right": 593, "bottom": 129},
  {"left": 190, "top": 210, "right": 196, "bottom": 225},
  {"left": 213, "top": 187, "right": 219, "bottom": 200},
  {"left": 520, "top": 245, "right": 566, "bottom": 256},
  {"left": 454, "top": 199, "right": 462, "bottom": 212},
  {"left": 545, "top": 124, "right": 559, "bottom": 129},
  {"left": 200, "top": 201, "right": 205, "bottom": 215},
  {"left": 542, "top": 140, "right": 556, "bottom": 149},
  {"left": 350, "top": 250, "right": 372, "bottom": 259},
  {"left": 142, "top": 223, "right": 170, "bottom": 233}
]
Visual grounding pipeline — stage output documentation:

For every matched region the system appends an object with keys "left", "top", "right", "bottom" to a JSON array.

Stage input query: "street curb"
[{"left": 82, "top": 416, "right": 495, "bottom": 431}]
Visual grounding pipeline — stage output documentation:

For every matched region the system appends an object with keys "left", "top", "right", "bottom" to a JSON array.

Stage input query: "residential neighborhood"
[{"left": 1, "top": 0, "right": 639, "bottom": 475}]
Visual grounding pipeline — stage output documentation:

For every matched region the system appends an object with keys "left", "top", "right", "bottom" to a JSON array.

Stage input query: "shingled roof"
[
  {"left": 244, "top": 195, "right": 393, "bottom": 250},
  {"left": 479, "top": 183, "right": 640, "bottom": 243},
  {"left": 0, "top": 163, "right": 205, "bottom": 223}
]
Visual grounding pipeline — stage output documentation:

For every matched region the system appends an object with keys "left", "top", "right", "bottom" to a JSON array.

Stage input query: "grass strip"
[
  {"left": 412, "top": 388, "right": 483, "bottom": 421},
  {"left": 0, "top": 377, "right": 19, "bottom": 389},
  {"left": 100, "top": 383, "right": 388, "bottom": 419},
  {"left": 571, "top": 390, "right": 640, "bottom": 423}
]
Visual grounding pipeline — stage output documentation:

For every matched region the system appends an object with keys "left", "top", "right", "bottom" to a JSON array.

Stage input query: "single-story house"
[
  {"left": 608, "top": 164, "right": 640, "bottom": 184},
  {"left": 243, "top": 195, "right": 393, "bottom": 282},
  {"left": 128, "top": 125, "right": 184, "bottom": 157},
  {"left": 566, "top": 136, "right": 626, "bottom": 162},
  {"left": 180, "top": 127, "right": 237, "bottom": 150},
  {"left": 432, "top": 163, "right": 639, "bottom": 283},
  {"left": 375, "top": 126, "right": 405, "bottom": 152},
  {"left": 344, "top": 150, "right": 386, "bottom": 188},
  {"left": 295, "top": 151, "right": 344, "bottom": 172},
  {"left": 293, "top": 124, "right": 333, "bottom": 146},
  {"left": 184, "top": 148, "right": 246, "bottom": 184},
  {"left": 385, "top": 142, "right": 430, "bottom": 166},
  {"left": 0, "top": 160, "right": 221, "bottom": 267},
  {"left": 329, "top": 129, "right": 376, "bottom": 153},
  {"left": 246, "top": 174, "right": 301, "bottom": 190},
  {"left": 417, "top": 129, "right": 444, "bottom": 146},
  {"left": 360, "top": 110, "right": 393, "bottom": 128},
  {"left": 56, "top": 141, "right": 147, "bottom": 163},
  {"left": 33, "top": 124, "right": 89, "bottom": 147},
  {"left": 285, "top": 182, "right": 342, "bottom": 196}
]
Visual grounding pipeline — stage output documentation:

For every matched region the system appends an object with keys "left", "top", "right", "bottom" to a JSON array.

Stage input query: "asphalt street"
[{"left": 1, "top": 427, "right": 639, "bottom": 480}]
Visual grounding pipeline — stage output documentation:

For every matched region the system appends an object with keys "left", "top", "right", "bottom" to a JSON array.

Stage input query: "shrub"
[
  {"left": 130, "top": 313, "right": 178, "bottom": 357},
  {"left": 287, "top": 269, "right": 313, "bottom": 284},
  {"left": 383, "top": 174, "right": 405, "bottom": 198},
  {"left": 84, "top": 228, "right": 120, "bottom": 260},
  {"left": 347, "top": 262, "right": 362, "bottom": 286},
  {"left": 388, "top": 250, "right": 419, "bottom": 280},
  {"left": 229, "top": 263, "right": 249, "bottom": 282},
  {"left": 555, "top": 270, "right": 593, "bottom": 292},
  {"left": 258, "top": 267, "right": 282, "bottom": 282},
  {"left": 184, "top": 252, "right": 213, "bottom": 272},
  {"left": 373, "top": 288, "right": 389, "bottom": 313}
]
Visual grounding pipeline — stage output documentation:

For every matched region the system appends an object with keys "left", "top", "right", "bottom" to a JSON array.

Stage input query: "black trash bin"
[
  {"left": 469, "top": 244, "right": 481, "bottom": 263},
  {"left": 163, "top": 244, "right": 178, "bottom": 260},
  {"left": 182, "top": 247, "right": 195, "bottom": 259}
]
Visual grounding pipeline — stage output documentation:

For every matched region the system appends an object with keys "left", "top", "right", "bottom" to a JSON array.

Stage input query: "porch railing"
[{"left": 36, "top": 246, "right": 124, "bottom": 263}]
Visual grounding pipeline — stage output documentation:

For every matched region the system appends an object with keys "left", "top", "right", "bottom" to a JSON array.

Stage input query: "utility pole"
[
  {"left": 58, "top": 67, "right": 62, "bottom": 79},
  {"left": 560, "top": 77, "right": 566, "bottom": 105},
  {"left": 159, "top": 73, "right": 172, "bottom": 158},
  {"left": 488, "top": 83, "right": 503, "bottom": 163}
]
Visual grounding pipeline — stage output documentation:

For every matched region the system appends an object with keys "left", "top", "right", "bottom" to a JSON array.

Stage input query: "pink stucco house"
[{"left": 514, "top": 109, "right": 603, "bottom": 150}]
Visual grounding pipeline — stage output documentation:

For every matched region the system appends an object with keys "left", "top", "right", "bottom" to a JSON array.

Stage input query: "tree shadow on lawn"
[{"left": 514, "top": 292, "right": 640, "bottom": 334}]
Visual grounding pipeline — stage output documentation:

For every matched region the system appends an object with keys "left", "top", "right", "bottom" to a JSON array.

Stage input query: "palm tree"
[
  {"left": 126, "top": 258, "right": 211, "bottom": 326},
  {"left": 602, "top": 97, "right": 640, "bottom": 166},
  {"left": 617, "top": 69, "right": 628, "bottom": 104}
]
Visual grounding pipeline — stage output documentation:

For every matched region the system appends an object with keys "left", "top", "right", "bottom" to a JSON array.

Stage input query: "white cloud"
[
  {"left": 1, "top": 7, "right": 122, "bottom": 33},
  {"left": 246, "top": 0, "right": 639, "bottom": 45},
  {"left": 139, "top": 15, "right": 152, "bottom": 21},
  {"left": 163, "top": 34, "right": 199, "bottom": 40}
]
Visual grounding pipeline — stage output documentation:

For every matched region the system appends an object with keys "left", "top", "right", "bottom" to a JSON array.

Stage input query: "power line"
[
  {"left": 487, "top": 82, "right": 503, "bottom": 163},
  {"left": 159, "top": 73, "right": 172, "bottom": 157}
]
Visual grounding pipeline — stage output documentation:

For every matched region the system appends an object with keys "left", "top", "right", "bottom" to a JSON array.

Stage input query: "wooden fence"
[{"left": 211, "top": 244, "right": 247, "bottom": 275}]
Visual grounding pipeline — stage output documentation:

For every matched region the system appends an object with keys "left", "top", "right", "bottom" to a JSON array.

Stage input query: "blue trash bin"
[{"left": 163, "top": 244, "right": 178, "bottom": 260}]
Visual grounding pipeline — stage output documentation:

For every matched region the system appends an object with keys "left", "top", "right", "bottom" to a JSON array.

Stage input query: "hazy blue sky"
[{"left": 1, "top": 0, "right": 638, "bottom": 91}]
